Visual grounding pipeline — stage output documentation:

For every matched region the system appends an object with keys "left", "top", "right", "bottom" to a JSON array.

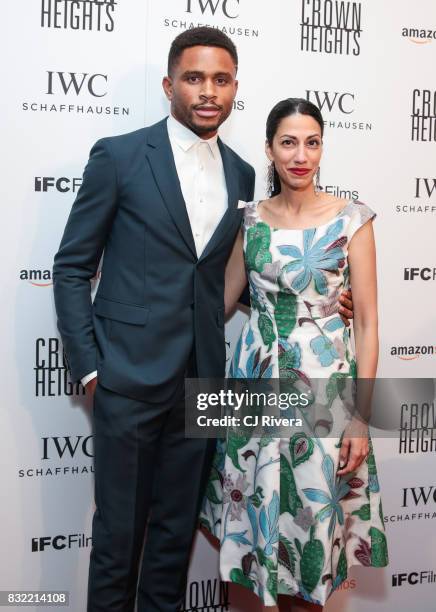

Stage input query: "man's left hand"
[{"left": 339, "top": 289, "right": 353, "bottom": 327}]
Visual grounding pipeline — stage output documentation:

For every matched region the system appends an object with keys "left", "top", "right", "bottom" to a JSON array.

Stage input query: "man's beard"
[
  {"left": 189, "top": 119, "right": 221, "bottom": 135},
  {"left": 172, "top": 101, "right": 228, "bottom": 136}
]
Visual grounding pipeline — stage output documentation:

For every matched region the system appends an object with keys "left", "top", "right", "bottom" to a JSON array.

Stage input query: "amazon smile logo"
[
  {"left": 19, "top": 269, "right": 101, "bottom": 287},
  {"left": 20, "top": 269, "right": 53, "bottom": 287},
  {"left": 402, "top": 27, "right": 436, "bottom": 44},
  {"left": 391, "top": 345, "right": 436, "bottom": 360}
]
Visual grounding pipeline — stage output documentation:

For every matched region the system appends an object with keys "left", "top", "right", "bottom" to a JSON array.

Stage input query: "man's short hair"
[{"left": 167, "top": 27, "right": 238, "bottom": 75}]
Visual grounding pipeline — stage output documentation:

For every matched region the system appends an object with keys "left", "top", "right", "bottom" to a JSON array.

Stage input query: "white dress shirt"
[
  {"left": 167, "top": 113, "right": 228, "bottom": 256},
  {"left": 81, "top": 114, "right": 228, "bottom": 388}
]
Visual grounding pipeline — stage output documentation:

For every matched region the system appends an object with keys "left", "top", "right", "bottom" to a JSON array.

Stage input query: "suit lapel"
[
  {"left": 145, "top": 119, "right": 197, "bottom": 258},
  {"left": 199, "top": 138, "right": 240, "bottom": 262}
]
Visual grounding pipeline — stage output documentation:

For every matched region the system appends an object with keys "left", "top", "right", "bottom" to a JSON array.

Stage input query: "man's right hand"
[{"left": 86, "top": 377, "right": 98, "bottom": 396}]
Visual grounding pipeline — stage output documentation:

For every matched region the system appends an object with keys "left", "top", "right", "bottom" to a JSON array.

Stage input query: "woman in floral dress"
[{"left": 200, "top": 98, "right": 388, "bottom": 611}]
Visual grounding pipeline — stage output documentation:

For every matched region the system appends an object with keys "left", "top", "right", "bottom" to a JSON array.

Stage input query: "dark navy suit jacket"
[{"left": 53, "top": 118, "right": 255, "bottom": 402}]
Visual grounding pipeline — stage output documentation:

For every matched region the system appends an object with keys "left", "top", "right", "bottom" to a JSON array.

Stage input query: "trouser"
[{"left": 87, "top": 374, "right": 216, "bottom": 611}]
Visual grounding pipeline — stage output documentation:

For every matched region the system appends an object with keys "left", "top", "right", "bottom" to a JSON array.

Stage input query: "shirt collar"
[{"left": 167, "top": 114, "right": 219, "bottom": 158}]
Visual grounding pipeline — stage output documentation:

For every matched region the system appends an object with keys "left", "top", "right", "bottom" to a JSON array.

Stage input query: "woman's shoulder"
[
  {"left": 342, "top": 199, "right": 376, "bottom": 222},
  {"left": 341, "top": 199, "right": 377, "bottom": 241},
  {"left": 240, "top": 199, "right": 261, "bottom": 227}
]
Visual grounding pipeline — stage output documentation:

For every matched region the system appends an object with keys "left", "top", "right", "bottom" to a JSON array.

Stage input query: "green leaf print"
[
  {"left": 336, "top": 547, "right": 348, "bottom": 582},
  {"left": 205, "top": 481, "right": 222, "bottom": 505},
  {"left": 256, "top": 546, "right": 276, "bottom": 573},
  {"left": 367, "top": 441, "right": 377, "bottom": 475},
  {"left": 349, "top": 358, "right": 357, "bottom": 379},
  {"left": 278, "top": 343, "right": 301, "bottom": 372},
  {"left": 266, "top": 570, "right": 278, "bottom": 599},
  {"left": 229, "top": 568, "right": 255, "bottom": 591},
  {"left": 249, "top": 486, "right": 265, "bottom": 508},
  {"left": 227, "top": 432, "right": 251, "bottom": 472},
  {"left": 294, "top": 538, "right": 303, "bottom": 557},
  {"left": 326, "top": 372, "right": 348, "bottom": 409},
  {"left": 246, "top": 223, "right": 272, "bottom": 273},
  {"left": 278, "top": 536, "right": 297, "bottom": 575},
  {"left": 352, "top": 503, "right": 371, "bottom": 521},
  {"left": 256, "top": 546, "right": 278, "bottom": 597},
  {"left": 280, "top": 455, "right": 303, "bottom": 517},
  {"left": 289, "top": 433, "right": 314, "bottom": 468},
  {"left": 259, "top": 435, "right": 274, "bottom": 448},
  {"left": 274, "top": 292, "right": 297, "bottom": 338},
  {"left": 199, "top": 516, "right": 212, "bottom": 532},
  {"left": 258, "top": 313, "right": 276, "bottom": 351},
  {"left": 266, "top": 292, "right": 277, "bottom": 306},
  {"left": 300, "top": 527, "right": 325, "bottom": 594},
  {"left": 379, "top": 499, "right": 384, "bottom": 526},
  {"left": 369, "top": 527, "right": 388, "bottom": 567}
]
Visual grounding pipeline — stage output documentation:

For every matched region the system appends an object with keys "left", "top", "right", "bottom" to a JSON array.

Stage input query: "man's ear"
[{"left": 162, "top": 76, "right": 173, "bottom": 101}]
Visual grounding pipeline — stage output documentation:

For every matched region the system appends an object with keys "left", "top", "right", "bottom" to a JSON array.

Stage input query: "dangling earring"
[
  {"left": 315, "top": 167, "right": 322, "bottom": 194},
  {"left": 267, "top": 162, "right": 275, "bottom": 196}
]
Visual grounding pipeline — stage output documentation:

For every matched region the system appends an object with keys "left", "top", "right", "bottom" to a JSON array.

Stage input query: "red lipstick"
[{"left": 289, "top": 168, "right": 310, "bottom": 176}]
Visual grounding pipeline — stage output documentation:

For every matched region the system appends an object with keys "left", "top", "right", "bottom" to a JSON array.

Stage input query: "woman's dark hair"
[
  {"left": 168, "top": 27, "right": 238, "bottom": 76},
  {"left": 266, "top": 98, "right": 324, "bottom": 196}
]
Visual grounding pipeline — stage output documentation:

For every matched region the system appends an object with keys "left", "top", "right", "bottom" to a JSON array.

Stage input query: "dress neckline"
[{"left": 254, "top": 199, "right": 353, "bottom": 232}]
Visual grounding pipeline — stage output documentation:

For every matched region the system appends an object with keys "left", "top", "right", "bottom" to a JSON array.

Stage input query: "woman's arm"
[
  {"left": 337, "top": 219, "right": 377, "bottom": 475},
  {"left": 224, "top": 229, "right": 247, "bottom": 318},
  {"left": 348, "top": 220, "right": 378, "bottom": 378}
]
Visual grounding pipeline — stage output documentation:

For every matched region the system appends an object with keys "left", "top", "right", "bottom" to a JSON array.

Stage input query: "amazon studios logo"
[
  {"left": 390, "top": 344, "right": 436, "bottom": 360},
  {"left": 411, "top": 89, "right": 436, "bottom": 142},
  {"left": 20, "top": 269, "right": 53, "bottom": 286},
  {"left": 22, "top": 70, "right": 130, "bottom": 117},
  {"left": 306, "top": 90, "right": 371, "bottom": 132},
  {"left": 395, "top": 177, "right": 436, "bottom": 215},
  {"left": 41, "top": 0, "right": 117, "bottom": 31},
  {"left": 34, "top": 337, "right": 85, "bottom": 397},
  {"left": 18, "top": 435, "right": 94, "bottom": 479},
  {"left": 300, "top": 0, "right": 362, "bottom": 56},
  {"left": 402, "top": 26, "right": 436, "bottom": 44},
  {"left": 165, "top": 0, "right": 259, "bottom": 39},
  {"left": 20, "top": 268, "right": 100, "bottom": 287}
]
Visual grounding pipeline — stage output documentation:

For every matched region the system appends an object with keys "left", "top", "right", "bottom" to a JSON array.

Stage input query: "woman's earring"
[
  {"left": 315, "top": 167, "right": 322, "bottom": 194},
  {"left": 267, "top": 162, "right": 275, "bottom": 196}
]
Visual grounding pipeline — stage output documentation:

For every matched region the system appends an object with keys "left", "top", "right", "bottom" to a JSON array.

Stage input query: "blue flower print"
[
  {"left": 279, "top": 220, "right": 346, "bottom": 295},
  {"left": 310, "top": 335, "right": 339, "bottom": 367}
]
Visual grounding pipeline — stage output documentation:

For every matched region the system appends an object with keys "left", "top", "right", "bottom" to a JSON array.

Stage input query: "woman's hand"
[{"left": 337, "top": 420, "right": 369, "bottom": 476}]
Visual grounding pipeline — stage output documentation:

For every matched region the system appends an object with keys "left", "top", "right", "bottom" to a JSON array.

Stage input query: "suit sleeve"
[
  {"left": 53, "top": 139, "right": 118, "bottom": 382},
  {"left": 246, "top": 165, "right": 255, "bottom": 201},
  {"left": 237, "top": 163, "right": 255, "bottom": 308}
]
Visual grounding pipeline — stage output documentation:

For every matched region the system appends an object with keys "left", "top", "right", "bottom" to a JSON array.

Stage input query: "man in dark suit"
[{"left": 53, "top": 27, "right": 253, "bottom": 612}]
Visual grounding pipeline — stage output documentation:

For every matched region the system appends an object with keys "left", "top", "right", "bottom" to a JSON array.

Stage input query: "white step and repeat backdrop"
[{"left": 2, "top": 1, "right": 436, "bottom": 610}]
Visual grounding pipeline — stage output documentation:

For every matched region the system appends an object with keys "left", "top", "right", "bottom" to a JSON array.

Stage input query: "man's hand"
[
  {"left": 86, "top": 377, "right": 98, "bottom": 397},
  {"left": 339, "top": 289, "right": 353, "bottom": 327}
]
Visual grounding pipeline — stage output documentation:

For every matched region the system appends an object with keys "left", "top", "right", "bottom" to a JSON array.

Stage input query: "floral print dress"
[{"left": 199, "top": 200, "right": 388, "bottom": 607}]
